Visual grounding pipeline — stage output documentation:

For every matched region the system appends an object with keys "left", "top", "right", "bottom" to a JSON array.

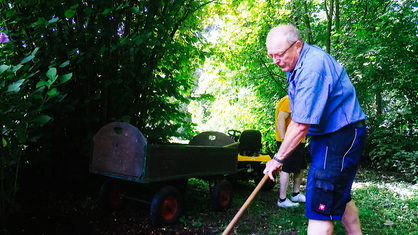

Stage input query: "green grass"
[
  {"left": 352, "top": 181, "right": 418, "bottom": 234},
  {"left": 180, "top": 167, "right": 418, "bottom": 234}
]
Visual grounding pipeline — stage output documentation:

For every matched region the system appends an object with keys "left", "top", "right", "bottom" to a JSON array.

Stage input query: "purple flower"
[{"left": 0, "top": 32, "right": 9, "bottom": 43}]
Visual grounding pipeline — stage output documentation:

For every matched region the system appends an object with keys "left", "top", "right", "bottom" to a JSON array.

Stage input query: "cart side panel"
[
  {"left": 144, "top": 145, "right": 237, "bottom": 182},
  {"left": 91, "top": 122, "right": 146, "bottom": 179}
]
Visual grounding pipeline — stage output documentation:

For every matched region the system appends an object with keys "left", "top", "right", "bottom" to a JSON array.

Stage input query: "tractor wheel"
[
  {"left": 212, "top": 180, "right": 233, "bottom": 211},
  {"left": 150, "top": 186, "right": 183, "bottom": 227},
  {"left": 98, "top": 178, "right": 127, "bottom": 212}
]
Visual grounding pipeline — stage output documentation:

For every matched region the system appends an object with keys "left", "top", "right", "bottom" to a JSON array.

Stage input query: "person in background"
[
  {"left": 264, "top": 24, "right": 366, "bottom": 235},
  {"left": 275, "top": 95, "right": 307, "bottom": 208}
]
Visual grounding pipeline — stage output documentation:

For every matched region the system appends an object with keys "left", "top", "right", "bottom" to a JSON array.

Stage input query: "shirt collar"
[
  {"left": 295, "top": 42, "right": 310, "bottom": 71},
  {"left": 286, "top": 42, "right": 310, "bottom": 81}
]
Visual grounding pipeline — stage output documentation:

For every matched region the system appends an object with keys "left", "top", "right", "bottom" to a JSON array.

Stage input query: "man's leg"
[
  {"left": 292, "top": 170, "right": 303, "bottom": 193},
  {"left": 290, "top": 169, "right": 306, "bottom": 202},
  {"left": 342, "top": 201, "right": 362, "bottom": 235},
  {"left": 279, "top": 171, "right": 290, "bottom": 199},
  {"left": 308, "top": 219, "right": 333, "bottom": 235},
  {"left": 278, "top": 171, "right": 299, "bottom": 207}
]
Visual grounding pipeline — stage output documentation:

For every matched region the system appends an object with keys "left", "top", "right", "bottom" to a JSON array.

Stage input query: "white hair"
[{"left": 267, "top": 25, "right": 304, "bottom": 45}]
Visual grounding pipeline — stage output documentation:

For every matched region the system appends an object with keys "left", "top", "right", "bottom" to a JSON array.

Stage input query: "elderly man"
[{"left": 263, "top": 25, "right": 366, "bottom": 235}]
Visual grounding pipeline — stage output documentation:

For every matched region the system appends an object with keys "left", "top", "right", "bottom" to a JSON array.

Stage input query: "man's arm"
[
  {"left": 264, "top": 121, "right": 310, "bottom": 181},
  {"left": 277, "top": 111, "right": 290, "bottom": 141},
  {"left": 275, "top": 121, "right": 309, "bottom": 161}
]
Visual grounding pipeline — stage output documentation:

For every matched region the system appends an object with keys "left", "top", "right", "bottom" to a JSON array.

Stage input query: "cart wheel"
[
  {"left": 255, "top": 164, "right": 276, "bottom": 191},
  {"left": 212, "top": 180, "right": 233, "bottom": 211},
  {"left": 99, "top": 178, "right": 126, "bottom": 212},
  {"left": 226, "top": 173, "right": 239, "bottom": 186},
  {"left": 150, "top": 186, "right": 183, "bottom": 227}
]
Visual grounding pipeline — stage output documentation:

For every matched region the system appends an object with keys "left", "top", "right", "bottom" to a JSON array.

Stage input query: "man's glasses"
[{"left": 270, "top": 41, "right": 297, "bottom": 59}]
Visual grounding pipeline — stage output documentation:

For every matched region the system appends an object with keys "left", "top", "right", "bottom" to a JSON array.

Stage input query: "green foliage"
[
  {"left": 190, "top": 0, "right": 418, "bottom": 175},
  {"left": 392, "top": 150, "right": 418, "bottom": 183},
  {"left": 1, "top": 3, "right": 212, "bottom": 158},
  {"left": 190, "top": 0, "right": 297, "bottom": 152},
  {"left": 339, "top": 0, "right": 418, "bottom": 177},
  {"left": 0, "top": 0, "right": 213, "bottom": 228},
  {"left": 367, "top": 124, "right": 418, "bottom": 178},
  {"left": 0, "top": 41, "right": 72, "bottom": 223},
  {"left": 1, "top": 0, "right": 212, "bottom": 176}
]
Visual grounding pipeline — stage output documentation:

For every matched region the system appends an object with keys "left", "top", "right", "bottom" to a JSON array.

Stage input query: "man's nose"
[{"left": 272, "top": 55, "right": 281, "bottom": 64}]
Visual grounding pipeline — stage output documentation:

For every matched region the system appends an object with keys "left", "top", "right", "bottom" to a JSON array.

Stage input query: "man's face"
[{"left": 266, "top": 37, "right": 301, "bottom": 72}]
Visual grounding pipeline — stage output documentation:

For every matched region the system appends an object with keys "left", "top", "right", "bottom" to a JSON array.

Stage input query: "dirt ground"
[
  {"left": 6, "top": 175, "right": 202, "bottom": 235},
  {"left": 5, "top": 175, "right": 298, "bottom": 235}
]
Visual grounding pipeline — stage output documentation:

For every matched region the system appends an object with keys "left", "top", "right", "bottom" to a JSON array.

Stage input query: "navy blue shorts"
[{"left": 305, "top": 121, "right": 366, "bottom": 221}]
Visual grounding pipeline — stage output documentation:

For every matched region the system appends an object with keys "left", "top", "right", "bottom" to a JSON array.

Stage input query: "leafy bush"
[
  {"left": 366, "top": 125, "right": 418, "bottom": 183},
  {"left": 393, "top": 150, "right": 418, "bottom": 183},
  {"left": 0, "top": 34, "right": 72, "bottom": 225}
]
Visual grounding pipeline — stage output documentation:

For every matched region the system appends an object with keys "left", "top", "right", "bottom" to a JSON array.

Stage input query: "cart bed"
[{"left": 90, "top": 122, "right": 237, "bottom": 183}]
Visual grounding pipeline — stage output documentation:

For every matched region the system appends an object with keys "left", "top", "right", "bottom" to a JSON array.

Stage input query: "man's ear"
[{"left": 296, "top": 41, "right": 303, "bottom": 53}]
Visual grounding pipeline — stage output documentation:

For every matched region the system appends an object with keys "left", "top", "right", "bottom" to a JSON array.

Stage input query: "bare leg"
[
  {"left": 308, "top": 219, "right": 333, "bottom": 235},
  {"left": 279, "top": 171, "right": 290, "bottom": 199},
  {"left": 342, "top": 201, "right": 362, "bottom": 235},
  {"left": 293, "top": 170, "right": 304, "bottom": 193}
]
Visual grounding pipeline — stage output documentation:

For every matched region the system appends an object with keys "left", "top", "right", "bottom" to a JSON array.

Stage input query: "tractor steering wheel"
[{"left": 227, "top": 130, "right": 241, "bottom": 142}]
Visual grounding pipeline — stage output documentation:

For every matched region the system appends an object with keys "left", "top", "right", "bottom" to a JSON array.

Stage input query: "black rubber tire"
[
  {"left": 150, "top": 186, "right": 183, "bottom": 227},
  {"left": 212, "top": 180, "right": 233, "bottom": 211},
  {"left": 98, "top": 178, "right": 127, "bottom": 212},
  {"left": 225, "top": 173, "right": 239, "bottom": 186},
  {"left": 255, "top": 164, "right": 276, "bottom": 191}
]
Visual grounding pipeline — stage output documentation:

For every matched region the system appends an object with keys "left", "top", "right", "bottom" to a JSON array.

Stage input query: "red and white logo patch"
[{"left": 319, "top": 204, "right": 326, "bottom": 211}]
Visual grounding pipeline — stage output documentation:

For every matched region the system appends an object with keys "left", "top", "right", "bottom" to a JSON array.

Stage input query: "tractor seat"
[{"left": 238, "top": 130, "right": 262, "bottom": 156}]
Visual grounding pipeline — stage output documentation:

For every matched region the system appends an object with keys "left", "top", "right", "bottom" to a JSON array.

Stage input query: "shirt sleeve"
[{"left": 290, "top": 70, "right": 330, "bottom": 125}]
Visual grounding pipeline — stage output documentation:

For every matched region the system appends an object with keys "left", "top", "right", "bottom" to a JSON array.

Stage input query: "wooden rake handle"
[{"left": 222, "top": 174, "right": 270, "bottom": 235}]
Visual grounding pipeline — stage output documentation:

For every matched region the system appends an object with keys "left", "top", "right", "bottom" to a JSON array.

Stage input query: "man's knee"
[
  {"left": 342, "top": 201, "right": 360, "bottom": 223},
  {"left": 342, "top": 201, "right": 362, "bottom": 234},
  {"left": 308, "top": 219, "right": 333, "bottom": 235}
]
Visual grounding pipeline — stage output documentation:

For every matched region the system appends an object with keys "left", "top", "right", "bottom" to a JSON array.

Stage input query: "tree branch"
[{"left": 258, "top": 56, "right": 287, "bottom": 94}]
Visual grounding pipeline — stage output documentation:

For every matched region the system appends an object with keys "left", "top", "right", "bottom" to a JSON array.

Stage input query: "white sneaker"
[
  {"left": 277, "top": 198, "right": 299, "bottom": 208},
  {"left": 291, "top": 193, "right": 306, "bottom": 203}
]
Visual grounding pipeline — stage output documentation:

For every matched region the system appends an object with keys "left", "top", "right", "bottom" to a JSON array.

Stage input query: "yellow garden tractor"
[{"left": 189, "top": 129, "right": 275, "bottom": 191}]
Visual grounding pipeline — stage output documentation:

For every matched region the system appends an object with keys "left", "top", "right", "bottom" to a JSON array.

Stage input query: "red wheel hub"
[
  {"left": 162, "top": 196, "right": 178, "bottom": 220},
  {"left": 219, "top": 189, "right": 231, "bottom": 206},
  {"left": 109, "top": 190, "right": 123, "bottom": 206}
]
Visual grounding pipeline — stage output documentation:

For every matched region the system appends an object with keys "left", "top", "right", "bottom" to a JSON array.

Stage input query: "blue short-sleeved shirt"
[{"left": 287, "top": 43, "right": 366, "bottom": 135}]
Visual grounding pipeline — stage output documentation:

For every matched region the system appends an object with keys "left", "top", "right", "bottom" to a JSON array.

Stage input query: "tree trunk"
[
  {"left": 302, "top": 0, "right": 312, "bottom": 44},
  {"left": 324, "top": 0, "right": 334, "bottom": 54},
  {"left": 334, "top": 0, "right": 340, "bottom": 46}
]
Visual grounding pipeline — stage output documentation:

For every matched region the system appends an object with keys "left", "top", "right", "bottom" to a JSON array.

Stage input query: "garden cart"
[{"left": 90, "top": 122, "right": 237, "bottom": 226}]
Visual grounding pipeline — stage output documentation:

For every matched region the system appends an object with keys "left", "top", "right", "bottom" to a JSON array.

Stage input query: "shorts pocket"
[{"left": 311, "top": 169, "right": 334, "bottom": 215}]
